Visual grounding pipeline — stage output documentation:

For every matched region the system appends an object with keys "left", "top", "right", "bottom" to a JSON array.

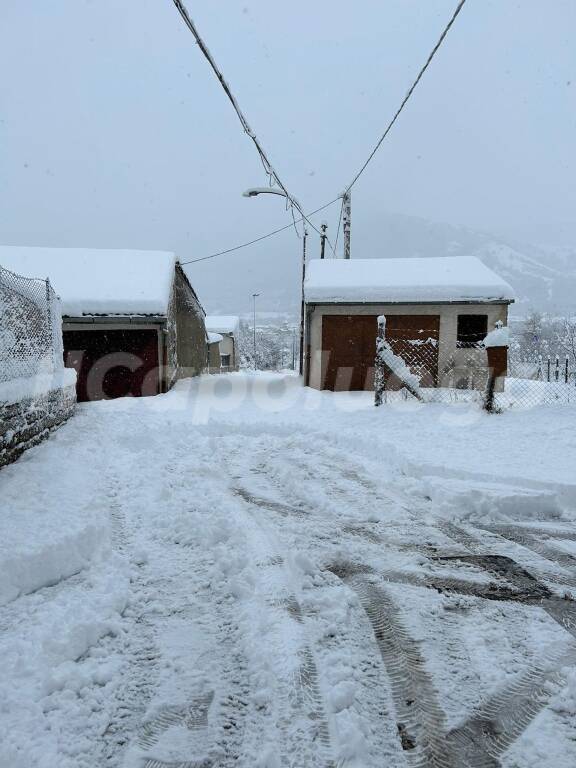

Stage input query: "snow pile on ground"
[
  {"left": 0, "top": 368, "right": 77, "bottom": 406},
  {"left": 409, "top": 476, "right": 565, "bottom": 523},
  {"left": 0, "top": 559, "right": 130, "bottom": 768},
  {"left": 0, "top": 410, "right": 109, "bottom": 606}
]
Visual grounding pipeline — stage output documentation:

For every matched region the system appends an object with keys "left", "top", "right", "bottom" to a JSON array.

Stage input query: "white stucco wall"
[
  {"left": 305, "top": 302, "right": 510, "bottom": 390},
  {"left": 218, "top": 334, "right": 237, "bottom": 369}
]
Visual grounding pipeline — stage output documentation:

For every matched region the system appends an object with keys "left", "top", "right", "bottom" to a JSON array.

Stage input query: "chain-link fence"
[
  {"left": 0, "top": 265, "right": 64, "bottom": 383},
  {"left": 505, "top": 355, "right": 576, "bottom": 408},
  {"left": 375, "top": 329, "right": 576, "bottom": 411},
  {"left": 376, "top": 330, "right": 494, "bottom": 406}
]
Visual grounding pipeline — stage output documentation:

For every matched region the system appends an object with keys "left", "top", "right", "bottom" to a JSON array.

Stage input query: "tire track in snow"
[
  {"left": 102, "top": 473, "right": 162, "bottom": 766},
  {"left": 327, "top": 563, "right": 570, "bottom": 768},
  {"left": 361, "top": 558, "right": 576, "bottom": 761},
  {"left": 326, "top": 564, "right": 466, "bottom": 768},
  {"left": 137, "top": 693, "right": 215, "bottom": 749},
  {"left": 212, "top": 634, "right": 250, "bottom": 768},
  {"left": 477, "top": 523, "right": 576, "bottom": 572},
  {"left": 438, "top": 522, "right": 576, "bottom": 639},
  {"left": 144, "top": 760, "right": 214, "bottom": 768},
  {"left": 438, "top": 520, "right": 576, "bottom": 587},
  {"left": 446, "top": 647, "right": 576, "bottom": 762},
  {"left": 230, "top": 482, "right": 337, "bottom": 768},
  {"left": 232, "top": 437, "right": 576, "bottom": 766},
  {"left": 233, "top": 485, "right": 309, "bottom": 519}
]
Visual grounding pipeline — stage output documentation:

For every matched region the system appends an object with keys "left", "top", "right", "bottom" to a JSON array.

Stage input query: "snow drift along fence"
[{"left": 0, "top": 265, "right": 64, "bottom": 382}]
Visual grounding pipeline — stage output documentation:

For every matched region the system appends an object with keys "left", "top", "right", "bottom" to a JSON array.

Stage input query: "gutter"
[
  {"left": 304, "top": 299, "right": 515, "bottom": 307},
  {"left": 63, "top": 315, "right": 166, "bottom": 326}
]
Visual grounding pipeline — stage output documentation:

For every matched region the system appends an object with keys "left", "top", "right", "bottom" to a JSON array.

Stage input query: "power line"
[
  {"left": 175, "top": 0, "right": 468, "bottom": 267},
  {"left": 171, "top": 0, "right": 311, "bottom": 232},
  {"left": 180, "top": 198, "right": 341, "bottom": 266},
  {"left": 344, "top": 0, "right": 468, "bottom": 193}
]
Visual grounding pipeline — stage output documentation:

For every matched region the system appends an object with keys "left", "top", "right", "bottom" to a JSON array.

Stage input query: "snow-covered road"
[{"left": 1, "top": 374, "right": 576, "bottom": 768}]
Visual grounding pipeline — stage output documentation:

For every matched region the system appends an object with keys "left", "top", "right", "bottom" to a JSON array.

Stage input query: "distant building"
[
  {"left": 205, "top": 316, "right": 240, "bottom": 372},
  {"left": 207, "top": 331, "right": 224, "bottom": 373},
  {"left": 0, "top": 247, "right": 207, "bottom": 401},
  {"left": 303, "top": 256, "right": 514, "bottom": 391}
]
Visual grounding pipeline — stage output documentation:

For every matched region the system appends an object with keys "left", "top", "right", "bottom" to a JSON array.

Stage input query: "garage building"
[
  {"left": 205, "top": 316, "right": 240, "bottom": 372},
  {"left": 0, "top": 247, "right": 207, "bottom": 401},
  {"left": 303, "top": 256, "right": 515, "bottom": 391}
]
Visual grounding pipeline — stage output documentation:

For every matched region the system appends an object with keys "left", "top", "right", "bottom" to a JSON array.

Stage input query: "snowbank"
[
  {"left": 0, "top": 368, "right": 77, "bottom": 406},
  {"left": 413, "top": 476, "right": 564, "bottom": 523},
  {"left": 0, "top": 409, "right": 110, "bottom": 605},
  {"left": 304, "top": 256, "right": 515, "bottom": 304}
]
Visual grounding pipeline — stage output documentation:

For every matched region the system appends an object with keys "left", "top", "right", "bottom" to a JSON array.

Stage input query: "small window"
[
  {"left": 457, "top": 315, "right": 487, "bottom": 348},
  {"left": 220, "top": 354, "right": 231, "bottom": 368}
]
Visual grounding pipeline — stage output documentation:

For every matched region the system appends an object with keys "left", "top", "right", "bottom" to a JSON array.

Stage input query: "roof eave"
[
  {"left": 304, "top": 298, "right": 515, "bottom": 306},
  {"left": 63, "top": 314, "right": 167, "bottom": 325}
]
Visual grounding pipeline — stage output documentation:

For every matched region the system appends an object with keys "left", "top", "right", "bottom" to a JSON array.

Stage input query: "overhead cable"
[
  {"left": 179, "top": 198, "right": 341, "bottom": 265},
  {"left": 171, "top": 0, "right": 307, "bottom": 226},
  {"left": 344, "top": 0, "right": 468, "bottom": 193}
]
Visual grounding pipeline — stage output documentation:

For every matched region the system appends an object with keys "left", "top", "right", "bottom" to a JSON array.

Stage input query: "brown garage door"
[
  {"left": 385, "top": 315, "right": 440, "bottom": 389},
  {"left": 63, "top": 328, "right": 160, "bottom": 402},
  {"left": 321, "top": 315, "right": 378, "bottom": 391},
  {"left": 321, "top": 314, "right": 440, "bottom": 391}
]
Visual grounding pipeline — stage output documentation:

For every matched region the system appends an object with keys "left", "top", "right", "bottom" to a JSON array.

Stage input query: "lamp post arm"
[{"left": 242, "top": 188, "right": 302, "bottom": 212}]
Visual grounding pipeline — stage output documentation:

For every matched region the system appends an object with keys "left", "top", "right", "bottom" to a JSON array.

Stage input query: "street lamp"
[
  {"left": 252, "top": 292, "right": 260, "bottom": 370},
  {"left": 243, "top": 187, "right": 307, "bottom": 376}
]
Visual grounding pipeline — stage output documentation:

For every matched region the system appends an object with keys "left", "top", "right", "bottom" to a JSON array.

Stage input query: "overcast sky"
[{"left": 1, "top": 1, "right": 575, "bottom": 312}]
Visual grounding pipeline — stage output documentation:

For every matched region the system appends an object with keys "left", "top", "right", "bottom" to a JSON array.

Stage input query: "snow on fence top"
[
  {"left": 0, "top": 247, "right": 177, "bottom": 316},
  {"left": 304, "top": 256, "right": 515, "bottom": 304},
  {"left": 205, "top": 315, "right": 240, "bottom": 335}
]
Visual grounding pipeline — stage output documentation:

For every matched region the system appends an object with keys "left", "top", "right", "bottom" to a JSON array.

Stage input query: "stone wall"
[{"left": 0, "top": 384, "right": 76, "bottom": 469}]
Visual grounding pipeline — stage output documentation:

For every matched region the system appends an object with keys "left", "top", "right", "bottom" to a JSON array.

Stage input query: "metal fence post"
[
  {"left": 566, "top": 356, "right": 570, "bottom": 385},
  {"left": 547, "top": 357, "right": 551, "bottom": 382},
  {"left": 555, "top": 355, "right": 559, "bottom": 382}
]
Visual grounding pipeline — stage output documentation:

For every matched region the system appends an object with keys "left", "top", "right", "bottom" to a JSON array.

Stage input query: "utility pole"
[
  {"left": 252, "top": 292, "right": 260, "bottom": 369},
  {"left": 342, "top": 190, "right": 351, "bottom": 259},
  {"left": 320, "top": 222, "right": 328, "bottom": 259},
  {"left": 299, "top": 228, "right": 308, "bottom": 375}
]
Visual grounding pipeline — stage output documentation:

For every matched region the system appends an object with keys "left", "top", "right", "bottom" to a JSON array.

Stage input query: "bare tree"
[{"left": 556, "top": 317, "right": 576, "bottom": 370}]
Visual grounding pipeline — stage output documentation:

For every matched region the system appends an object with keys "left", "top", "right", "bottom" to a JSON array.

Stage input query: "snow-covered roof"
[
  {"left": 207, "top": 331, "right": 223, "bottom": 344},
  {"left": 205, "top": 315, "right": 240, "bottom": 335},
  {"left": 0, "top": 246, "right": 176, "bottom": 316},
  {"left": 304, "top": 256, "right": 515, "bottom": 304}
]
